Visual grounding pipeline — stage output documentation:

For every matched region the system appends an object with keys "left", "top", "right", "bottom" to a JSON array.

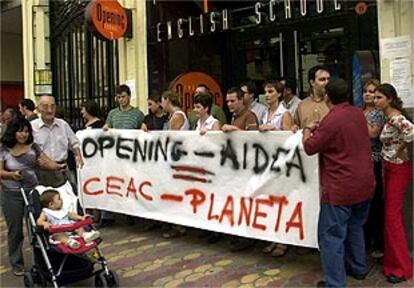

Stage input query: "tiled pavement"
[{"left": 1, "top": 217, "right": 412, "bottom": 287}]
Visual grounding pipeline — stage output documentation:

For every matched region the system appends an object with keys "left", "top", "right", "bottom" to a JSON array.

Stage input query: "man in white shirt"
[
  {"left": 280, "top": 77, "right": 301, "bottom": 116},
  {"left": 31, "top": 95, "right": 83, "bottom": 187},
  {"left": 240, "top": 81, "right": 267, "bottom": 125}
]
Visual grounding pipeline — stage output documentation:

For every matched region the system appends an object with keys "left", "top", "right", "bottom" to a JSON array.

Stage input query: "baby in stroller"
[
  {"left": 37, "top": 189, "right": 100, "bottom": 249},
  {"left": 21, "top": 183, "right": 118, "bottom": 287}
]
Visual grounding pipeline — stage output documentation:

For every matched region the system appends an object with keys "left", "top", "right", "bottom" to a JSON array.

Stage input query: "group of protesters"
[{"left": 1, "top": 64, "right": 413, "bottom": 287}]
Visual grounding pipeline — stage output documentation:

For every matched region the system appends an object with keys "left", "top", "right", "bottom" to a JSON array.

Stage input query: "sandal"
[
  {"left": 371, "top": 250, "right": 384, "bottom": 259},
  {"left": 271, "top": 244, "right": 288, "bottom": 257},
  {"left": 262, "top": 242, "right": 278, "bottom": 254},
  {"left": 13, "top": 267, "right": 25, "bottom": 276}
]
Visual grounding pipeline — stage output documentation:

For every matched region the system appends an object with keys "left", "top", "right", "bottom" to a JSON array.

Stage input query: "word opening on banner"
[{"left": 77, "top": 130, "right": 320, "bottom": 248}]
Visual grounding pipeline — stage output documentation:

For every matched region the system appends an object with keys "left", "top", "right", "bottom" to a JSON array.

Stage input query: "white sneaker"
[
  {"left": 83, "top": 230, "right": 100, "bottom": 242},
  {"left": 66, "top": 238, "right": 80, "bottom": 249}
]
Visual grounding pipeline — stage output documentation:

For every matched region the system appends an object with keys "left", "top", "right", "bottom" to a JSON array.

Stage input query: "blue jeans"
[{"left": 318, "top": 200, "right": 370, "bottom": 287}]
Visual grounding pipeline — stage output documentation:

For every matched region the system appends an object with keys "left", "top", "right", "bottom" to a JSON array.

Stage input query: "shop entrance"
[{"left": 49, "top": 0, "right": 119, "bottom": 129}]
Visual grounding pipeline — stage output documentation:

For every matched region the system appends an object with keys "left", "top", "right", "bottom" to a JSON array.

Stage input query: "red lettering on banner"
[
  {"left": 238, "top": 197, "right": 253, "bottom": 226},
  {"left": 139, "top": 181, "right": 153, "bottom": 201},
  {"left": 83, "top": 177, "right": 103, "bottom": 195},
  {"left": 106, "top": 176, "right": 124, "bottom": 197},
  {"left": 126, "top": 177, "right": 138, "bottom": 199},
  {"left": 160, "top": 193, "right": 183, "bottom": 202},
  {"left": 219, "top": 196, "right": 234, "bottom": 226},
  {"left": 252, "top": 198, "right": 274, "bottom": 231},
  {"left": 270, "top": 195, "right": 289, "bottom": 232},
  {"left": 184, "top": 188, "right": 206, "bottom": 214},
  {"left": 207, "top": 193, "right": 219, "bottom": 221},
  {"left": 82, "top": 176, "right": 306, "bottom": 240},
  {"left": 285, "top": 201, "right": 304, "bottom": 240}
]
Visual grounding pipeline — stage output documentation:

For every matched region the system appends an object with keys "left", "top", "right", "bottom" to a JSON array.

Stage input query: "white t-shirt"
[
  {"left": 262, "top": 104, "right": 288, "bottom": 130},
  {"left": 195, "top": 115, "right": 219, "bottom": 131}
]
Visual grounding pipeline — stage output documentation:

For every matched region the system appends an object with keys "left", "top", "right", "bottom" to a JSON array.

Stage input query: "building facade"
[{"left": 16, "top": 0, "right": 413, "bottom": 124}]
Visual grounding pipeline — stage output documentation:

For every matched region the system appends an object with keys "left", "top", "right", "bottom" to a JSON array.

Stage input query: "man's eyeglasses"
[{"left": 39, "top": 104, "right": 56, "bottom": 110}]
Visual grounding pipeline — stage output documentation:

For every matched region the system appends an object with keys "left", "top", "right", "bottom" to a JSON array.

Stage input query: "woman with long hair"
[
  {"left": 0, "top": 117, "right": 65, "bottom": 276},
  {"left": 374, "top": 83, "right": 414, "bottom": 283},
  {"left": 362, "top": 79, "right": 386, "bottom": 259}
]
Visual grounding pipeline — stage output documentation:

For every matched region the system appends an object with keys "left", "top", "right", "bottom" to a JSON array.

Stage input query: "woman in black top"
[
  {"left": 81, "top": 100, "right": 104, "bottom": 129},
  {"left": 143, "top": 91, "right": 168, "bottom": 130}
]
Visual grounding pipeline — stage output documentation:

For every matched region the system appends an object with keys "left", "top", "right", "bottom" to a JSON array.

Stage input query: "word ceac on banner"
[{"left": 77, "top": 130, "right": 320, "bottom": 248}]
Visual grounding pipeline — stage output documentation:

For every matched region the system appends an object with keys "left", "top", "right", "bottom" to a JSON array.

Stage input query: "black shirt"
[{"left": 144, "top": 113, "right": 169, "bottom": 130}]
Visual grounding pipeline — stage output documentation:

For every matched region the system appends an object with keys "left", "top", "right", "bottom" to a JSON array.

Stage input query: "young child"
[{"left": 37, "top": 189, "right": 100, "bottom": 249}]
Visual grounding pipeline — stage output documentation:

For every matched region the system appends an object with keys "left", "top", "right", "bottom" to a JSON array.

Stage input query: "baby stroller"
[{"left": 21, "top": 183, "right": 119, "bottom": 288}]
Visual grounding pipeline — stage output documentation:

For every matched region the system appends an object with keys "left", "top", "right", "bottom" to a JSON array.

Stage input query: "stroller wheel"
[
  {"left": 95, "top": 270, "right": 119, "bottom": 288},
  {"left": 23, "top": 272, "right": 34, "bottom": 287},
  {"left": 32, "top": 267, "right": 47, "bottom": 287}
]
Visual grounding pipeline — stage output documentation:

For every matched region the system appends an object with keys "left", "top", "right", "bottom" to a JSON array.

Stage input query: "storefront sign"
[
  {"left": 86, "top": 0, "right": 127, "bottom": 40},
  {"left": 157, "top": 10, "right": 229, "bottom": 42},
  {"left": 155, "top": 0, "right": 343, "bottom": 42},
  {"left": 169, "top": 72, "right": 224, "bottom": 115},
  {"left": 77, "top": 129, "right": 320, "bottom": 248}
]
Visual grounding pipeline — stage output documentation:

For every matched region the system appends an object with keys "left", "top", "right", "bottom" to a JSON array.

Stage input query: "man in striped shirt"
[
  {"left": 101, "top": 84, "right": 145, "bottom": 226},
  {"left": 103, "top": 85, "right": 145, "bottom": 130}
]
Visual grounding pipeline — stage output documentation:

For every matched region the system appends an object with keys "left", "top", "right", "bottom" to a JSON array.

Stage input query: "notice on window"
[
  {"left": 125, "top": 79, "right": 137, "bottom": 105},
  {"left": 381, "top": 35, "right": 411, "bottom": 60},
  {"left": 390, "top": 58, "right": 413, "bottom": 108}
]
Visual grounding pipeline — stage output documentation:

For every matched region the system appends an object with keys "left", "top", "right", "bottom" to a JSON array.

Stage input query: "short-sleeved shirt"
[
  {"left": 380, "top": 114, "right": 414, "bottom": 164},
  {"left": 262, "top": 104, "right": 288, "bottom": 130},
  {"left": 294, "top": 96, "right": 329, "bottom": 128},
  {"left": 250, "top": 100, "right": 268, "bottom": 125},
  {"left": 231, "top": 108, "right": 258, "bottom": 130},
  {"left": 365, "top": 109, "right": 386, "bottom": 162},
  {"left": 281, "top": 95, "right": 301, "bottom": 116},
  {"left": 31, "top": 118, "right": 80, "bottom": 162},
  {"left": 0, "top": 143, "right": 42, "bottom": 190},
  {"left": 195, "top": 115, "right": 219, "bottom": 131},
  {"left": 304, "top": 103, "right": 375, "bottom": 206},
  {"left": 189, "top": 104, "right": 227, "bottom": 129},
  {"left": 43, "top": 207, "right": 74, "bottom": 226},
  {"left": 106, "top": 107, "right": 145, "bottom": 129},
  {"left": 144, "top": 113, "right": 169, "bottom": 131},
  {"left": 188, "top": 104, "right": 227, "bottom": 130},
  {"left": 85, "top": 119, "right": 105, "bottom": 129}
]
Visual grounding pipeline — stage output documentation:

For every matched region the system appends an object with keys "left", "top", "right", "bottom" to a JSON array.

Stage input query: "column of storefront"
[
  {"left": 22, "top": 0, "right": 148, "bottom": 111},
  {"left": 22, "top": 0, "right": 50, "bottom": 101},
  {"left": 118, "top": 0, "right": 148, "bottom": 111},
  {"left": 377, "top": 0, "right": 413, "bottom": 84}
]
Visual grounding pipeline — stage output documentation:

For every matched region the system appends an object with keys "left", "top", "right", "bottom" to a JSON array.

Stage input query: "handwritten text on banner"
[{"left": 77, "top": 130, "right": 320, "bottom": 248}]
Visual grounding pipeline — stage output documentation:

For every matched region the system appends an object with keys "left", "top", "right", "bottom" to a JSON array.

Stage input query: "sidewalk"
[{"left": 0, "top": 217, "right": 411, "bottom": 287}]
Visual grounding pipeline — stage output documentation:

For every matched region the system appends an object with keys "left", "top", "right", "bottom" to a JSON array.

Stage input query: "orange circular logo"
[
  {"left": 86, "top": 0, "right": 127, "bottom": 40},
  {"left": 355, "top": 2, "right": 368, "bottom": 15},
  {"left": 169, "top": 72, "right": 223, "bottom": 114}
]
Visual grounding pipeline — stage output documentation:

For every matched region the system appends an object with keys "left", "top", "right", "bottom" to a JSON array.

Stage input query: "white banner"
[{"left": 77, "top": 130, "right": 320, "bottom": 248}]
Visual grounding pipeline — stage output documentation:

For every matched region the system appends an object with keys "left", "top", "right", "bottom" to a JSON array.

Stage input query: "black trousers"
[{"left": 364, "top": 160, "right": 384, "bottom": 251}]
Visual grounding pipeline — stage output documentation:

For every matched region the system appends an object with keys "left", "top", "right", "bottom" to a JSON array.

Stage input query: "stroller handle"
[{"left": 47, "top": 217, "right": 93, "bottom": 234}]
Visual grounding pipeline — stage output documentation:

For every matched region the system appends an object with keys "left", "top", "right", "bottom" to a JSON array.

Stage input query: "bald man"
[{"left": 31, "top": 95, "right": 83, "bottom": 187}]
